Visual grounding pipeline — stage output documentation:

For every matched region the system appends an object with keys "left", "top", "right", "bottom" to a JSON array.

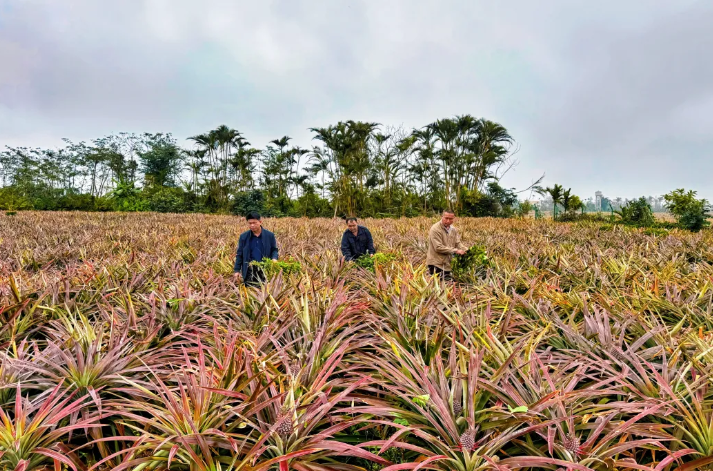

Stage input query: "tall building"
[{"left": 595, "top": 191, "right": 603, "bottom": 212}]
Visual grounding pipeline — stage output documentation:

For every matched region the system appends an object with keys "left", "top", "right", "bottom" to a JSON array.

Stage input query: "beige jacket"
[{"left": 426, "top": 221, "right": 468, "bottom": 271}]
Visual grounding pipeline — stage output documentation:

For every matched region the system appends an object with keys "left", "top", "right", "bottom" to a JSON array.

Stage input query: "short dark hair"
[
  {"left": 345, "top": 217, "right": 358, "bottom": 223},
  {"left": 245, "top": 211, "right": 261, "bottom": 221},
  {"left": 443, "top": 209, "right": 455, "bottom": 215}
]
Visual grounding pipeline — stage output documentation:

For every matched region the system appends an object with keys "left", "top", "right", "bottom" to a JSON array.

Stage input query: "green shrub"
[
  {"left": 108, "top": 182, "right": 149, "bottom": 212},
  {"left": 94, "top": 196, "right": 115, "bottom": 212},
  {"left": 147, "top": 187, "right": 188, "bottom": 213},
  {"left": 293, "top": 189, "right": 333, "bottom": 218},
  {"left": 516, "top": 201, "right": 533, "bottom": 218},
  {"left": 355, "top": 252, "right": 397, "bottom": 272},
  {"left": 452, "top": 245, "right": 490, "bottom": 282},
  {"left": 232, "top": 190, "right": 267, "bottom": 217},
  {"left": 0, "top": 187, "right": 33, "bottom": 211},
  {"left": 56, "top": 192, "right": 96, "bottom": 211},
  {"left": 679, "top": 209, "right": 709, "bottom": 232},
  {"left": 460, "top": 183, "right": 518, "bottom": 218},
  {"left": 616, "top": 197, "right": 655, "bottom": 227},
  {"left": 663, "top": 188, "right": 711, "bottom": 232}
]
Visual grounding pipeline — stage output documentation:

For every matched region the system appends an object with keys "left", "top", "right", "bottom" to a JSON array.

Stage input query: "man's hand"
[
  {"left": 455, "top": 249, "right": 466, "bottom": 256},
  {"left": 232, "top": 272, "right": 242, "bottom": 283}
]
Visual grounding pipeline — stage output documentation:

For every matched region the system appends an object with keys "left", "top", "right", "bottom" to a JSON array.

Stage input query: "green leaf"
[
  {"left": 394, "top": 418, "right": 409, "bottom": 426},
  {"left": 413, "top": 394, "right": 430, "bottom": 408},
  {"left": 508, "top": 405, "right": 528, "bottom": 414}
]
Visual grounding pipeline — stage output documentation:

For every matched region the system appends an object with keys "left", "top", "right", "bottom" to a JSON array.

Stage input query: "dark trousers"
[
  {"left": 244, "top": 265, "right": 266, "bottom": 287},
  {"left": 428, "top": 265, "right": 452, "bottom": 281}
]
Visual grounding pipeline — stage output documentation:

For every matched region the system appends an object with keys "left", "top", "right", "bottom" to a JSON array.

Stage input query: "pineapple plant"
[
  {"left": 276, "top": 407, "right": 295, "bottom": 438},
  {"left": 459, "top": 428, "right": 476, "bottom": 452},
  {"left": 563, "top": 434, "right": 580, "bottom": 455}
]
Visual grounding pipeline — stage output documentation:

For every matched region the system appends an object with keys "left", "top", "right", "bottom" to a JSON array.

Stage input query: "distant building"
[{"left": 595, "top": 191, "right": 603, "bottom": 212}]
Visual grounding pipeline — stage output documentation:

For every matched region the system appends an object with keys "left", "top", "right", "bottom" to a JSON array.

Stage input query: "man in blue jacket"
[
  {"left": 233, "top": 211, "right": 279, "bottom": 286},
  {"left": 340, "top": 217, "right": 376, "bottom": 261}
]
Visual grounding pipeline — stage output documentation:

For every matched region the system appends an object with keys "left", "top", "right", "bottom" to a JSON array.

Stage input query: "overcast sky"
[{"left": 1, "top": 0, "right": 711, "bottom": 201}]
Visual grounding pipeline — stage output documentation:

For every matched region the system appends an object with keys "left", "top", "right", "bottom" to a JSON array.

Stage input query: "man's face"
[
  {"left": 441, "top": 212, "right": 455, "bottom": 228},
  {"left": 247, "top": 218, "right": 262, "bottom": 233},
  {"left": 347, "top": 220, "right": 358, "bottom": 234}
]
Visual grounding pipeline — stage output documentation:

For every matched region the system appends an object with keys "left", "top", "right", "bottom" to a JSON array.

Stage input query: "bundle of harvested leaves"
[{"left": 452, "top": 244, "right": 490, "bottom": 282}]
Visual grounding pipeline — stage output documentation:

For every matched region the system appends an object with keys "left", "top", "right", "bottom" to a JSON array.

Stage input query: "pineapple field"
[{"left": 2, "top": 211, "right": 713, "bottom": 471}]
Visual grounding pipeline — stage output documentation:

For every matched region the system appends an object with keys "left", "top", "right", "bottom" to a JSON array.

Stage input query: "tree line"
[{"left": 0, "top": 116, "right": 539, "bottom": 218}]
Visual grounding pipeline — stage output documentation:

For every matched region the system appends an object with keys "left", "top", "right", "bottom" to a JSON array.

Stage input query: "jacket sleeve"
[
  {"left": 429, "top": 227, "right": 456, "bottom": 255},
  {"left": 341, "top": 233, "right": 354, "bottom": 260},
  {"left": 270, "top": 233, "right": 279, "bottom": 260},
  {"left": 234, "top": 235, "right": 244, "bottom": 272},
  {"left": 365, "top": 229, "right": 375, "bottom": 254}
]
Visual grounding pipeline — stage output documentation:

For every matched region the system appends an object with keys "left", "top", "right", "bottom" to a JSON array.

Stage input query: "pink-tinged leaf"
[
  {"left": 280, "top": 461, "right": 288, "bottom": 471},
  {"left": 547, "top": 425, "right": 555, "bottom": 456},
  {"left": 379, "top": 456, "right": 448, "bottom": 471},
  {"left": 499, "top": 456, "right": 595, "bottom": 471},
  {"left": 483, "top": 456, "right": 513, "bottom": 471},
  {"left": 313, "top": 440, "right": 391, "bottom": 465},
  {"left": 600, "top": 439, "right": 665, "bottom": 459},
  {"left": 674, "top": 455, "right": 713, "bottom": 471},
  {"left": 654, "top": 449, "right": 698, "bottom": 471},
  {"left": 414, "top": 455, "right": 448, "bottom": 471},
  {"left": 14, "top": 460, "right": 29, "bottom": 471},
  {"left": 87, "top": 387, "right": 102, "bottom": 416},
  {"left": 202, "top": 388, "right": 249, "bottom": 400},
  {"left": 598, "top": 401, "right": 668, "bottom": 445},
  {"left": 36, "top": 448, "right": 78, "bottom": 471},
  {"left": 87, "top": 446, "right": 135, "bottom": 471},
  {"left": 168, "top": 444, "right": 179, "bottom": 469},
  {"left": 204, "top": 428, "right": 239, "bottom": 453},
  {"left": 14, "top": 384, "right": 23, "bottom": 429},
  {"left": 608, "top": 461, "right": 654, "bottom": 471},
  {"left": 360, "top": 440, "right": 434, "bottom": 457},
  {"left": 256, "top": 449, "right": 321, "bottom": 470},
  {"left": 379, "top": 426, "right": 413, "bottom": 454}
]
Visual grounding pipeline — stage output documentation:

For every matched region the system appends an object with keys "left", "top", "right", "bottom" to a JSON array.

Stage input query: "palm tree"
[
  {"left": 230, "top": 146, "right": 259, "bottom": 192},
  {"left": 412, "top": 127, "right": 441, "bottom": 211},
  {"left": 288, "top": 147, "right": 309, "bottom": 198},
  {"left": 189, "top": 125, "right": 244, "bottom": 207},
  {"left": 545, "top": 184, "right": 564, "bottom": 220},
  {"left": 561, "top": 188, "right": 573, "bottom": 215},
  {"left": 214, "top": 125, "right": 243, "bottom": 186},
  {"left": 472, "top": 119, "right": 512, "bottom": 192},
  {"left": 307, "top": 150, "right": 332, "bottom": 199},
  {"left": 310, "top": 121, "right": 378, "bottom": 216},
  {"left": 427, "top": 118, "right": 459, "bottom": 207},
  {"left": 269, "top": 136, "right": 292, "bottom": 198}
]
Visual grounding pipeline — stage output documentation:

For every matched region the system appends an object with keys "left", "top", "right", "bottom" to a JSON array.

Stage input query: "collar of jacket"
[
  {"left": 345, "top": 226, "right": 364, "bottom": 237},
  {"left": 245, "top": 229, "right": 272, "bottom": 252}
]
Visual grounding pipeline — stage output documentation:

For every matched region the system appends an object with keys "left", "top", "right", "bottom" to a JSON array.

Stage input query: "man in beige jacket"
[{"left": 426, "top": 209, "right": 468, "bottom": 279}]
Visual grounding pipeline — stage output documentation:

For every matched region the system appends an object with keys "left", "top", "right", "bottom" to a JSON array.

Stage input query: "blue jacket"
[
  {"left": 341, "top": 226, "right": 375, "bottom": 261},
  {"left": 234, "top": 229, "right": 279, "bottom": 278}
]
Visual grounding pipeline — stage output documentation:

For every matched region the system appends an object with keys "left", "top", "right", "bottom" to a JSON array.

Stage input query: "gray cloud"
[{"left": 0, "top": 0, "right": 710, "bottom": 201}]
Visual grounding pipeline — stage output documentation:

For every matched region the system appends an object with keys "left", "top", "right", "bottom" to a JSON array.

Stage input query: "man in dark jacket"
[
  {"left": 340, "top": 217, "right": 376, "bottom": 261},
  {"left": 233, "top": 212, "right": 279, "bottom": 286}
]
